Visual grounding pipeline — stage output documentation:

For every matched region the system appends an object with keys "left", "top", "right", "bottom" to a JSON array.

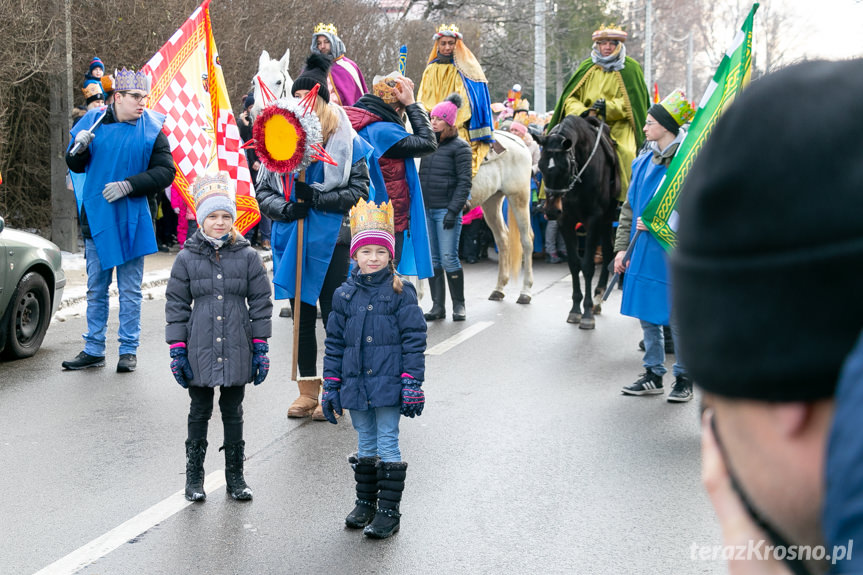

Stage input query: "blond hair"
[
  {"left": 389, "top": 260, "right": 404, "bottom": 294},
  {"left": 314, "top": 96, "right": 339, "bottom": 144}
]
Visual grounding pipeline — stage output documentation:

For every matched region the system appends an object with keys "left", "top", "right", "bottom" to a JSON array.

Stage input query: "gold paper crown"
[
  {"left": 434, "top": 24, "right": 463, "bottom": 39},
  {"left": 350, "top": 198, "right": 394, "bottom": 237},
  {"left": 114, "top": 67, "right": 150, "bottom": 92},
  {"left": 592, "top": 23, "right": 628, "bottom": 42},
  {"left": 314, "top": 23, "right": 338, "bottom": 36}
]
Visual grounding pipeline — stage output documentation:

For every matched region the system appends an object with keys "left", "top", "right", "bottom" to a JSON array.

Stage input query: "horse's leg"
[
  {"left": 561, "top": 223, "right": 583, "bottom": 323},
  {"left": 482, "top": 192, "right": 508, "bottom": 301},
  {"left": 509, "top": 189, "right": 534, "bottom": 304},
  {"left": 580, "top": 219, "right": 601, "bottom": 330},
  {"left": 593, "top": 220, "right": 615, "bottom": 314}
]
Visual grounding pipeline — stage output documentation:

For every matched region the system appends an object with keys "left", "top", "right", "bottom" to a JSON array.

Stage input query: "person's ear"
[{"left": 769, "top": 402, "right": 812, "bottom": 439}]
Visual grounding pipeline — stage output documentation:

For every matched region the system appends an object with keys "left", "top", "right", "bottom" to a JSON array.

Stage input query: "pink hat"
[
  {"left": 508, "top": 122, "right": 527, "bottom": 137},
  {"left": 430, "top": 93, "right": 463, "bottom": 127}
]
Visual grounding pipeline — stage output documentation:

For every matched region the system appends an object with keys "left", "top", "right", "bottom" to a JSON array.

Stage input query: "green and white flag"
[{"left": 641, "top": 3, "right": 759, "bottom": 252}]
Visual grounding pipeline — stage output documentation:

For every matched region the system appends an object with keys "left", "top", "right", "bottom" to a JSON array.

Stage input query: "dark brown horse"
[{"left": 533, "top": 115, "right": 620, "bottom": 328}]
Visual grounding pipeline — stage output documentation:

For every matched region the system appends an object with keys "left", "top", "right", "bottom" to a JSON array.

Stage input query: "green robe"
[{"left": 548, "top": 57, "right": 649, "bottom": 201}]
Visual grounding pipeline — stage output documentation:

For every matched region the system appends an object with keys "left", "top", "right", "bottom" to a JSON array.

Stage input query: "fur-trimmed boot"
[
  {"left": 184, "top": 438, "right": 208, "bottom": 502},
  {"left": 363, "top": 461, "right": 407, "bottom": 539},
  {"left": 345, "top": 453, "right": 380, "bottom": 528},
  {"left": 222, "top": 440, "right": 253, "bottom": 501},
  {"left": 446, "top": 269, "right": 466, "bottom": 321},
  {"left": 424, "top": 268, "right": 446, "bottom": 321},
  {"left": 287, "top": 377, "right": 321, "bottom": 418}
]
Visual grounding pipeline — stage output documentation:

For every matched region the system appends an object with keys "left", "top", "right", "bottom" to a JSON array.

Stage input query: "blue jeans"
[
  {"left": 426, "top": 208, "right": 463, "bottom": 272},
  {"left": 349, "top": 406, "right": 402, "bottom": 462},
  {"left": 83, "top": 239, "right": 145, "bottom": 356},
  {"left": 640, "top": 319, "right": 687, "bottom": 378}
]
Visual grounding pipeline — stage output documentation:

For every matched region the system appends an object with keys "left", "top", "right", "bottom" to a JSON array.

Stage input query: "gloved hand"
[
  {"left": 443, "top": 210, "right": 458, "bottom": 230},
  {"left": 282, "top": 201, "right": 310, "bottom": 222},
  {"left": 321, "top": 379, "right": 343, "bottom": 425},
  {"left": 102, "top": 180, "right": 132, "bottom": 203},
  {"left": 400, "top": 378, "right": 425, "bottom": 417},
  {"left": 591, "top": 98, "right": 606, "bottom": 117},
  {"left": 72, "top": 130, "right": 94, "bottom": 154},
  {"left": 170, "top": 345, "right": 194, "bottom": 388},
  {"left": 251, "top": 340, "right": 269, "bottom": 385},
  {"left": 294, "top": 180, "right": 315, "bottom": 202}
]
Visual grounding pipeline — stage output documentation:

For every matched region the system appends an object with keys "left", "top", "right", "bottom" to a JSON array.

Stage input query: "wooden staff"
[{"left": 291, "top": 171, "right": 306, "bottom": 381}]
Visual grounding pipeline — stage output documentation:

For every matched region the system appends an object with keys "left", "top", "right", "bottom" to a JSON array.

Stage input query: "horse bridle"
[{"left": 543, "top": 123, "right": 605, "bottom": 195}]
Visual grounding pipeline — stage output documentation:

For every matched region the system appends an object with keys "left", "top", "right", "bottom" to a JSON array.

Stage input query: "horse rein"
[{"left": 544, "top": 123, "right": 606, "bottom": 195}]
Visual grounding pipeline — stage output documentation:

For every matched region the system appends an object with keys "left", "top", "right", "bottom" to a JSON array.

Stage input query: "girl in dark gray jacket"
[{"left": 165, "top": 173, "right": 273, "bottom": 503}]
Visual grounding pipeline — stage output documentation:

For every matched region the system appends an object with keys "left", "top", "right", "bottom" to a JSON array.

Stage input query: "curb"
[{"left": 59, "top": 251, "right": 273, "bottom": 311}]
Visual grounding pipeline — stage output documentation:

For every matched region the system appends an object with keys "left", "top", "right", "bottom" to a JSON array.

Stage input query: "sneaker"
[
  {"left": 117, "top": 354, "right": 137, "bottom": 373},
  {"left": 667, "top": 375, "right": 694, "bottom": 403},
  {"left": 62, "top": 351, "right": 105, "bottom": 370},
  {"left": 622, "top": 371, "right": 664, "bottom": 395}
]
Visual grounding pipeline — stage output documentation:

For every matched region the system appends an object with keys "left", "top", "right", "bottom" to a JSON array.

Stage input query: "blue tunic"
[
  {"left": 620, "top": 152, "right": 671, "bottom": 326},
  {"left": 69, "top": 107, "right": 165, "bottom": 270}
]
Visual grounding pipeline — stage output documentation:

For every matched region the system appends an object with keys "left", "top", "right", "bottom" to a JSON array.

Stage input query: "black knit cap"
[
  {"left": 672, "top": 59, "right": 863, "bottom": 402},
  {"left": 648, "top": 103, "right": 680, "bottom": 135},
  {"left": 292, "top": 54, "right": 331, "bottom": 103}
]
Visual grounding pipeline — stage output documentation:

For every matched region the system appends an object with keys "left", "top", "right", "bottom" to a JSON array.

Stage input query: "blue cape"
[
  {"left": 359, "top": 120, "right": 433, "bottom": 279},
  {"left": 620, "top": 152, "right": 671, "bottom": 325},
  {"left": 69, "top": 107, "right": 164, "bottom": 270},
  {"left": 271, "top": 134, "right": 375, "bottom": 304},
  {"left": 462, "top": 75, "right": 494, "bottom": 143}
]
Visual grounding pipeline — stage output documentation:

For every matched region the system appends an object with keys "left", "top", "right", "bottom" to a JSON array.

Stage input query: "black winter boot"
[
  {"left": 424, "top": 268, "right": 446, "bottom": 321},
  {"left": 184, "top": 438, "right": 208, "bottom": 502},
  {"left": 222, "top": 440, "right": 253, "bottom": 501},
  {"left": 364, "top": 461, "right": 407, "bottom": 539},
  {"left": 446, "top": 270, "right": 466, "bottom": 321},
  {"left": 345, "top": 453, "right": 380, "bottom": 528}
]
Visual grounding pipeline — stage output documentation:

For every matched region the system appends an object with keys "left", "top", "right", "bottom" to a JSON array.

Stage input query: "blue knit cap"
[
  {"left": 192, "top": 172, "right": 237, "bottom": 226},
  {"left": 89, "top": 57, "right": 104, "bottom": 72}
]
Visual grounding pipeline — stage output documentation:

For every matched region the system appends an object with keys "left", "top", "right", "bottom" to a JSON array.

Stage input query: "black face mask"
[{"left": 710, "top": 415, "right": 814, "bottom": 575}]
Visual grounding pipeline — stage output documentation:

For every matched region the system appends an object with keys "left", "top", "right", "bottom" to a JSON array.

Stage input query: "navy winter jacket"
[{"left": 323, "top": 267, "right": 427, "bottom": 410}]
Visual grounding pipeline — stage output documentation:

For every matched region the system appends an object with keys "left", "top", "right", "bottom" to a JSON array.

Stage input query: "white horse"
[
  {"left": 470, "top": 130, "right": 535, "bottom": 304},
  {"left": 251, "top": 48, "right": 292, "bottom": 120}
]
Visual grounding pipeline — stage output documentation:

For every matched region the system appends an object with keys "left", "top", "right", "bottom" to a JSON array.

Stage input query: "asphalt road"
[{"left": 0, "top": 258, "right": 724, "bottom": 575}]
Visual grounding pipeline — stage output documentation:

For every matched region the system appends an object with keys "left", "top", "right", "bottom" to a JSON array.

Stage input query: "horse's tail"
[{"left": 507, "top": 200, "right": 522, "bottom": 283}]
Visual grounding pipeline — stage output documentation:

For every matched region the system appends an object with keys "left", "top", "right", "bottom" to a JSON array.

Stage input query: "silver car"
[{"left": 0, "top": 216, "right": 66, "bottom": 358}]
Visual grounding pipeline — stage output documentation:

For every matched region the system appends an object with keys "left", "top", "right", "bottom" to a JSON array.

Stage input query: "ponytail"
[{"left": 389, "top": 260, "right": 403, "bottom": 294}]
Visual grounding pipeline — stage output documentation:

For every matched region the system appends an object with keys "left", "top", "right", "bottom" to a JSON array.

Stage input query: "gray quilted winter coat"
[{"left": 165, "top": 231, "right": 273, "bottom": 387}]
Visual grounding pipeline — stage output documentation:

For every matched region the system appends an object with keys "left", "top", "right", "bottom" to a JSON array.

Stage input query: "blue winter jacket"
[{"left": 323, "top": 267, "right": 427, "bottom": 410}]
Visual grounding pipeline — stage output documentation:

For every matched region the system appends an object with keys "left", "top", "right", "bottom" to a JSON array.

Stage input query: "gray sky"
[{"left": 775, "top": 0, "right": 863, "bottom": 60}]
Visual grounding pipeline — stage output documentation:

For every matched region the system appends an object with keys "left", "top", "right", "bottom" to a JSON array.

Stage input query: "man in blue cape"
[
  {"left": 345, "top": 72, "right": 436, "bottom": 279},
  {"left": 65, "top": 67, "right": 175, "bottom": 373}
]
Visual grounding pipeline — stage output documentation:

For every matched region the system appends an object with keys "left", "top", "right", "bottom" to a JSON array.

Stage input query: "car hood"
[{"left": 1, "top": 228, "right": 63, "bottom": 269}]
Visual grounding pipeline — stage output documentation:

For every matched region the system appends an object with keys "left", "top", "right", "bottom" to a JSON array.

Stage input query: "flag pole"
[
  {"left": 291, "top": 172, "right": 306, "bottom": 382},
  {"left": 602, "top": 229, "right": 641, "bottom": 301}
]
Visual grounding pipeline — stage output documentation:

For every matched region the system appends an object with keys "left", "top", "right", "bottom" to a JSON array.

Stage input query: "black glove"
[
  {"left": 443, "top": 210, "right": 458, "bottom": 230},
  {"left": 591, "top": 98, "right": 606, "bottom": 117},
  {"left": 294, "top": 181, "right": 315, "bottom": 202},
  {"left": 282, "top": 201, "right": 310, "bottom": 222}
]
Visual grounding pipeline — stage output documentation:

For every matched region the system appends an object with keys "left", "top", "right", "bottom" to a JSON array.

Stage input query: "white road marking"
[
  {"left": 425, "top": 321, "right": 494, "bottom": 356},
  {"left": 33, "top": 471, "right": 227, "bottom": 575}
]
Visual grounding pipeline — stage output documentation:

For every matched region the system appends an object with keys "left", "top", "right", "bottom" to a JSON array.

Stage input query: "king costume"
[
  {"left": 311, "top": 23, "right": 368, "bottom": 107},
  {"left": 416, "top": 24, "right": 494, "bottom": 177},
  {"left": 548, "top": 24, "right": 649, "bottom": 201}
]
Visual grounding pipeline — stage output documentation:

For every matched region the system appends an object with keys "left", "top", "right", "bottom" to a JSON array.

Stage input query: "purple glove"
[
  {"left": 170, "top": 345, "right": 193, "bottom": 388},
  {"left": 321, "top": 379, "right": 342, "bottom": 425},
  {"left": 252, "top": 340, "right": 269, "bottom": 386},
  {"left": 400, "top": 377, "right": 425, "bottom": 417}
]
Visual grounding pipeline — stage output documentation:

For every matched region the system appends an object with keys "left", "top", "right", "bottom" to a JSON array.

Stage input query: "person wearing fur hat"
[
  {"left": 344, "top": 72, "right": 436, "bottom": 275},
  {"left": 64, "top": 67, "right": 175, "bottom": 373},
  {"left": 321, "top": 199, "right": 426, "bottom": 539},
  {"left": 419, "top": 93, "right": 472, "bottom": 321},
  {"left": 417, "top": 24, "right": 494, "bottom": 178},
  {"left": 165, "top": 172, "right": 273, "bottom": 502},
  {"left": 256, "top": 53, "right": 372, "bottom": 421},
  {"left": 310, "top": 22, "right": 367, "bottom": 107},
  {"left": 613, "top": 89, "right": 694, "bottom": 402},
  {"left": 673, "top": 60, "right": 863, "bottom": 575},
  {"left": 547, "top": 24, "right": 649, "bottom": 202}
]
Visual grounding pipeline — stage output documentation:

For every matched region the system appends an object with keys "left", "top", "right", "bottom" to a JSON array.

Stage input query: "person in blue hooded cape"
[
  {"left": 345, "top": 72, "right": 436, "bottom": 279},
  {"left": 63, "top": 68, "right": 175, "bottom": 373},
  {"left": 255, "top": 58, "right": 371, "bottom": 420}
]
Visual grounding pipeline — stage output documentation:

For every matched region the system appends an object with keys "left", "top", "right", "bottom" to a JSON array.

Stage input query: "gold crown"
[
  {"left": 192, "top": 171, "right": 234, "bottom": 208},
  {"left": 314, "top": 23, "right": 338, "bottom": 36},
  {"left": 114, "top": 67, "right": 150, "bottom": 92},
  {"left": 350, "top": 198, "right": 394, "bottom": 237},
  {"left": 434, "top": 24, "right": 463, "bottom": 39},
  {"left": 592, "top": 23, "right": 628, "bottom": 42}
]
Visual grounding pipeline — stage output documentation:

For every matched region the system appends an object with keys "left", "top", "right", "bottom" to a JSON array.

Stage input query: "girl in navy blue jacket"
[{"left": 321, "top": 199, "right": 427, "bottom": 539}]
